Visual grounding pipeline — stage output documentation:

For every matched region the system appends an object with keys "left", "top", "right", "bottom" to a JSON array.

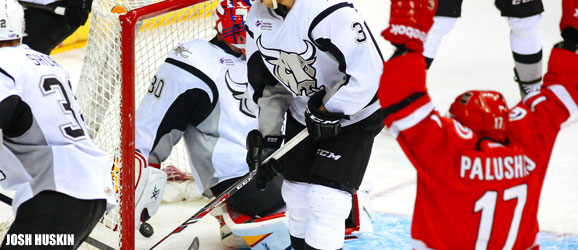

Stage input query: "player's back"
[
  {"left": 135, "top": 39, "right": 257, "bottom": 193},
  {"left": 0, "top": 44, "right": 115, "bottom": 210},
  {"left": 0, "top": 45, "right": 94, "bottom": 148},
  {"left": 404, "top": 113, "right": 543, "bottom": 250}
]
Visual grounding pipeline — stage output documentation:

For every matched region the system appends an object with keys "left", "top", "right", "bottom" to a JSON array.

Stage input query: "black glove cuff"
[
  {"left": 390, "top": 44, "right": 411, "bottom": 59},
  {"left": 562, "top": 27, "right": 578, "bottom": 45},
  {"left": 555, "top": 40, "right": 578, "bottom": 54},
  {"left": 262, "top": 135, "right": 284, "bottom": 149}
]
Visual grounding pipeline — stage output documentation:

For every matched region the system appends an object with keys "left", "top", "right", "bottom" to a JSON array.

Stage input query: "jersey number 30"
[
  {"left": 474, "top": 184, "right": 527, "bottom": 250},
  {"left": 40, "top": 76, "right": 86, "bottom": 140}
]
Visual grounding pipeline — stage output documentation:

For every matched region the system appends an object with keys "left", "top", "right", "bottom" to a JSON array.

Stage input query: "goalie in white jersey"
[
  {"left": 134, "top": 0, "right": 288, "bottom": 248},
  {"left": 245, "top": 0, "right": 384, "bottom": 249},
  {"left": 0, "top": 0, "right": 116, "bottom": 248}
]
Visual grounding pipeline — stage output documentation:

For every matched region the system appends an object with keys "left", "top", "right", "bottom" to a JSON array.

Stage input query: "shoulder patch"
[
  {"left": 509, "top": 106, "right": 527, "bottom": 121},
  {"left": 453, "top": 120, "right": 473, "bottom": 139}
]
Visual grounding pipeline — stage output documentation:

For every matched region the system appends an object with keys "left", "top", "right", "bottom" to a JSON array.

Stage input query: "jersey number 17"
[{"left": 474, "top": 184, "right": 528, "bottom": 250}]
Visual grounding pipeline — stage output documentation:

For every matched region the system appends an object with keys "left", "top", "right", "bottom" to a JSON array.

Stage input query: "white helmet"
[{"left": 0, "top": 0, "right": 24, "bottom": 42}]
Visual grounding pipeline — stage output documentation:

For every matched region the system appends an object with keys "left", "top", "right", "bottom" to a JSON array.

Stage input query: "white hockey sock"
[
  {"left": 282, "top": 180, "right": 311, "bottom": 239},
  {"left": 306, "top": 184, "right": 352, "bottom": 250}
]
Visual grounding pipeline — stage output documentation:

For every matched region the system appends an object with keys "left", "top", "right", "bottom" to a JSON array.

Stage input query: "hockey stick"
[
  {"left": 150, "top": 128, "right": 310, "bottom": 249},
  {"left": 0, "top": 192, "right": 115, "bottom": 250},
  {"left": 18, "top": 1, "right": 66, "bottom": 16}
]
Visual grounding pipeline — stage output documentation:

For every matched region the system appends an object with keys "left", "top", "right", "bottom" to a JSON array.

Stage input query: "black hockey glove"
[
  {"left": 305, "top": 89, "right": 349, "bottom": 141},
  {"left": 246, "top": 130, "right": 284, "bottom": 191},
  {"left": 60, "top": 0, "right": 92, "bottom": 28}
]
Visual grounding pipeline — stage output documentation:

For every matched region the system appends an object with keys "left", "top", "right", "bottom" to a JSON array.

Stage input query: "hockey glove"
[
  {"left": 561, "top": 0, "right": 578, "bottom": 44},
  {"left": 382, "top": 0, "right": 437, "bottom": 53},
  {"left": 246, "top": 130, "right": 284, "bottom": 191},
  {"left": 60, "top": 0, "right": 92, "bottom": 28},
  {"left": 305, "top": 89, "right": 349, "bottom": 141}
]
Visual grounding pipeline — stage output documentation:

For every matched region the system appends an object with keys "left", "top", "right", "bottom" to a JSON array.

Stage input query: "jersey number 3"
[
  {"left": 474, "top": 184, "right": 527, "bottom": 250},
  {"left": 40, "top": 76, "right": 86, "bottom": 140}
]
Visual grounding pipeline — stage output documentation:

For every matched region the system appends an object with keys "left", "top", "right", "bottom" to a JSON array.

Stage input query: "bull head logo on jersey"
[
  {"left": 225, "top": 70, "right": 256, "bottom": 118},
  {"left": 257, "top": 36, "right": 321, "bottom": 96}
]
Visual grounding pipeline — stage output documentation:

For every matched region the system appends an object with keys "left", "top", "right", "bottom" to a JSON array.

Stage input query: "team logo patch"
[
  {"left": 219, "top": 58, "right": 235, "bottom": 66},
  {"left": 225, "top": 70, "right": 255, "bottom": 118},
  {"left": 509, "top": 106, "right": 527, "bottom": 121},
  {"left": 257, "top": 36, "right": 322, "bottom": 96},
  {"left": 453, "top": 120, "right": 473, "bottom": 139},
  {"left": 174, "top": 44, "right": 192, "bottom": 58},
  {"left": 255, "top": 19, "right": 273, "bottom": 30},
  {"left": 151, "top": 186, "right": 160, "bottom": 200},
  {"left": 317, "top": 149, "right": 342, "bottom": 160}
]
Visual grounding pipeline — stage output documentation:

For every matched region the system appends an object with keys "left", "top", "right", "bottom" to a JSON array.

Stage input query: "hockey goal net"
[{"left": 75, "top": 0, "right": 218, "bottom": 248}]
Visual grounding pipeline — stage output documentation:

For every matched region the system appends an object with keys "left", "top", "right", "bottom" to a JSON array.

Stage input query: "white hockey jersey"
[
  {"left": 245, "top": 0, "right": 383, "bottom": 135},
  {"left": 0, "top": 44, "right": 116, "bottom": 212},
  {"left": 135, "top": 39, "right": 257, "bottom": 195}
]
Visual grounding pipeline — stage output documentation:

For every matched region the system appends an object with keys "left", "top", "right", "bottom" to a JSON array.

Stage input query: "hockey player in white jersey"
[
  {"left": 0, "top": 0, "right": 116, "bottom": 248},
  {"left": 20, "top": 0, "right": 92, "bottom": 54},
  {"left": 133, "top": 1, "right": 289, "bottom": 248},
  {"left": 244, "top": 0, "right": 383, "bottom": 249},
  {"left": 422, "top": 0, "right": 544, "bottom": 97}
]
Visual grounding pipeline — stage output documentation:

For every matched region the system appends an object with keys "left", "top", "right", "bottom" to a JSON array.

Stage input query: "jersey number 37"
[{"left": 40, "top": 76, "right": 86, "bottom": 141}]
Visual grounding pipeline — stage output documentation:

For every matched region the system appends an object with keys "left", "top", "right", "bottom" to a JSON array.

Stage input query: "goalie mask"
[
  {"left": 0, "top": 0, "right": 24, "bottom": 42},
  {"left": 215, "top": 0, "right": 252, "bottom": 48},
  {"left": 449, "top": 90, "right": 509, "bottom": 143}
]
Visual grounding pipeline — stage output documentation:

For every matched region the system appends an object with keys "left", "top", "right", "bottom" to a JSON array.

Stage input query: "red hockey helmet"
[
  {"left": 449, "top": 91, "right": 509, "bottom": 142},
  {"left": 215, "top": 0, "right": 252, "bottom": 48}
]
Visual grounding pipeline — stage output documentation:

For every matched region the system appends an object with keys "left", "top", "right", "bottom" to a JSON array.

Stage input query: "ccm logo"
[{"left": 317, "top": 149, "right": 342, "bottom": 160}]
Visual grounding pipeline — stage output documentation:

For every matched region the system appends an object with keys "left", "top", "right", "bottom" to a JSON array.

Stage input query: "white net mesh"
[{"left": 75, "top": 0, "right": 217, "bottom": 248}]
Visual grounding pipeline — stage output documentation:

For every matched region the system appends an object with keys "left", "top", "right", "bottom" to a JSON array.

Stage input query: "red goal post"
[{"left": 76, "top": 0, "right": 218, "bottom": 249}]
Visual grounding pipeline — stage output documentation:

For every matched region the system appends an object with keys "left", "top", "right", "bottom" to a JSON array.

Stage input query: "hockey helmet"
[
  {"left": 0, "top": 0, "right": 24, "bottom": 42},
  {"left": 449, "top": 90, "right": 509, "bottom": 142},
  {"left": 215, "top": 0, "right": 252, "bottom": 48}
]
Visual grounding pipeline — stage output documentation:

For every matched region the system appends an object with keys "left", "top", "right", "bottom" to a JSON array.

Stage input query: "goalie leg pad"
[
  {"left": 306, "top": 184, "right": 352, "bottom": 250},
  {"left": 219, "top": 203, "right": 290, "bottom": 250},
  {"left": 346, "top": 190, "right": 374, "bottom": 239}
]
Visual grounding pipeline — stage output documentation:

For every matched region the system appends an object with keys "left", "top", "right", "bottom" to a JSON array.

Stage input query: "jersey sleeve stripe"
[
  {"left": 164, "top": 58, "right": 219, "bottom": 109},
  {"left": 307, "top": 2, "right": 354, "bottom": 45},
  {"left": 363, "top": 21, "right": 384, "bottom": 61},
  {"left": 306, "top": 3, "right": 383, "bottom": 61},
  {"left": 0, "top": 67, "right": 15, "bottom": 82},
  {"left": 389, "top": 101, "right": 434, "bottom": 138},
  {"left": 246, "top": 25, "right": 254, "bottom": 39},
  {"left": 548, "top": 84, "right": 578, "bottom": 116},
  {"left": 529, "top": 96, "right": 546, "bottom": 112},
  {"left": 382, "top": 92, "right": 427, "bottom": 119}
]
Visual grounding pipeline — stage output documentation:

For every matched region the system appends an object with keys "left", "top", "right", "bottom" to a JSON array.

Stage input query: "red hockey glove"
[
  {"left": 382, "top": 0, "right": 437, "bottom": 53},
  {"left": 561, "top": 0, "right": 578, "bottom": 32}
]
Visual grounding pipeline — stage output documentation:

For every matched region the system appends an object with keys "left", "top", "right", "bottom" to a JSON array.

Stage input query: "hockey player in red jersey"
[{"left": 379, "top": 0, "right": 578, "bottom": 249}]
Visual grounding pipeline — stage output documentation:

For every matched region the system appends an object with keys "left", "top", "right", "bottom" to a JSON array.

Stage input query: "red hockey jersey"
[{"left": 378, "top": 48, "right": 578, "bottom": 250}]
